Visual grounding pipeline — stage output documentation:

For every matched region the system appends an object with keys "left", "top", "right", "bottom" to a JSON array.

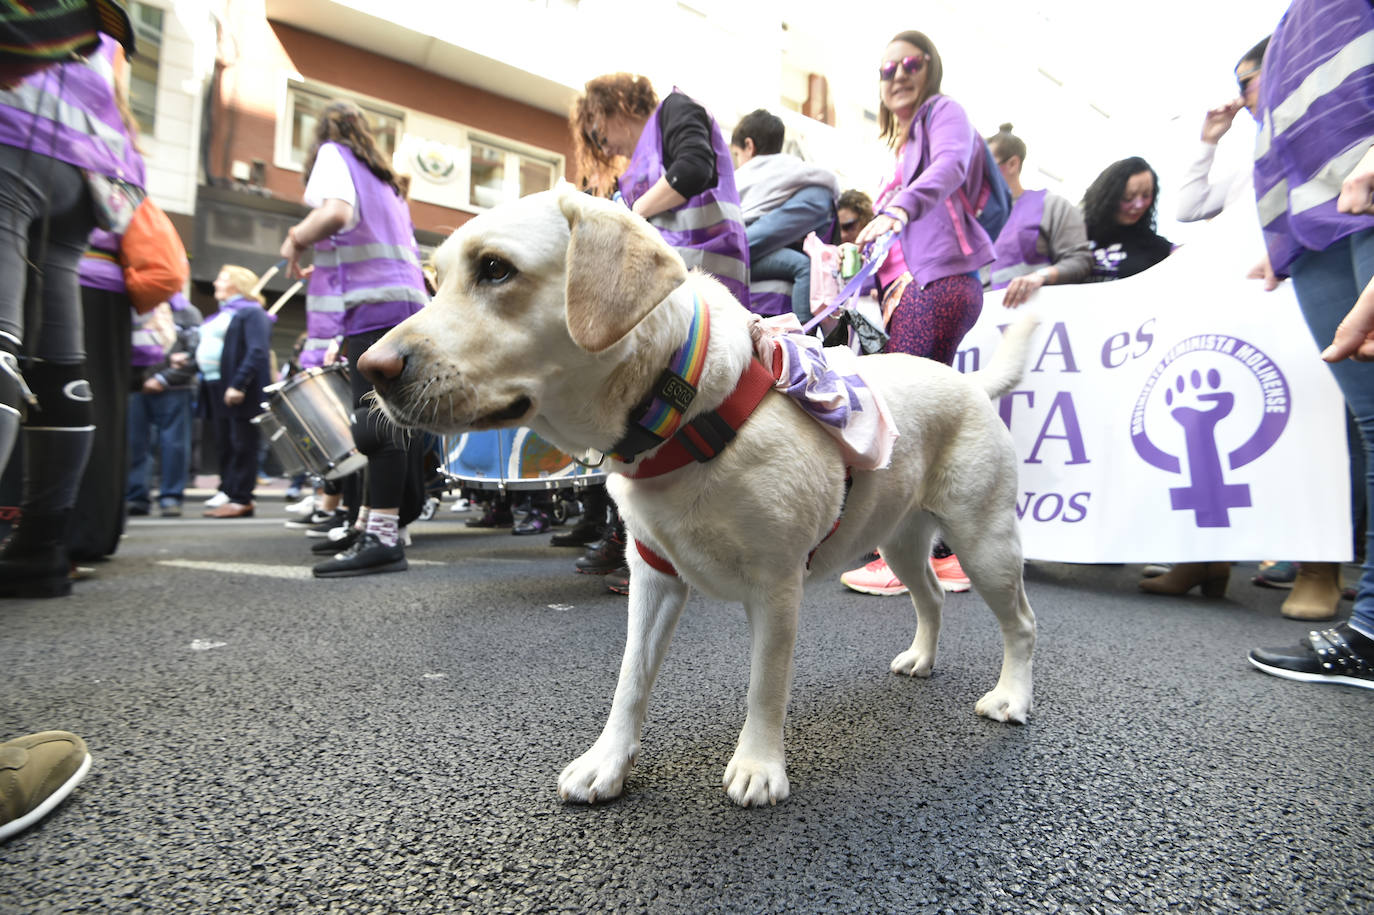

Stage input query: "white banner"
[{"left": 959, "top": 206, "right": 1352, "bottom": 563}]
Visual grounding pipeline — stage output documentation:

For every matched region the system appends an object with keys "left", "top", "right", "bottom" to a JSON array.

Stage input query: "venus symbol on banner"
[{"left": 1130, "top": 335, "right": 1291, "bottom": 528}]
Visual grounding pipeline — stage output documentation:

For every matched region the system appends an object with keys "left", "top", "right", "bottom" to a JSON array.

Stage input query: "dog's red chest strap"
[
  {"left": 622, "top": 358, "right": 775, "bottom": 481},
  {"left": 627, "top": 357, "right": 774, "bottom": 579}
]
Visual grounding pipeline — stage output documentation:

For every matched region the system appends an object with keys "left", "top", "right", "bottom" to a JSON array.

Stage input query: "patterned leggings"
[{"left": 882, "top": 272, "right": 984, "bottom": 365}]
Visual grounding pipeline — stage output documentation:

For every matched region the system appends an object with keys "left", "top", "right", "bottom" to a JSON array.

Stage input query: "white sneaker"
[
  {"left": 285, "top": 494, "right": 317, "bottom": 514},
  {"left": 325, "top": 523, "right": 354, "bottom": 542},
  {"left": 449, "top": 497, "right": 471, "bottom": 512},
  {"left": 204, "top": 491, "right": 230, "bottom": 507}
]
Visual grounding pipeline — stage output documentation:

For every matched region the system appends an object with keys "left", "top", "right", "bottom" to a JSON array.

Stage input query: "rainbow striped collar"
[{"left": 608, "top": 292, "right": 710, "bottom": 463}]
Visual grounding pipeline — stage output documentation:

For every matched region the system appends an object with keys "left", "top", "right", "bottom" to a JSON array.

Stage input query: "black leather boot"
[
  {"left": 575, "top": 525, "right": 625, "bottom": 575},
  {"left": 0, "top": 510, "right": 73, "bottom": 598}
]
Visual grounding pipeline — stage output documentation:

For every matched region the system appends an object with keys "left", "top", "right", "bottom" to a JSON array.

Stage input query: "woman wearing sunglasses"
[{"left": 840, "top": 30, "right": 995, "bottom": 598}]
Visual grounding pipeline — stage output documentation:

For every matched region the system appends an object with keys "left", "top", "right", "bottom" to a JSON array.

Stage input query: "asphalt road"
[{"left": 2, "top": 493, "right": 1372, "bottom": 914}]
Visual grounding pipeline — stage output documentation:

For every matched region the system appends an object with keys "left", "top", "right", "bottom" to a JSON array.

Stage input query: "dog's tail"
[{"left": 972, "top": 312, "right": 1040, "bottom": 401}]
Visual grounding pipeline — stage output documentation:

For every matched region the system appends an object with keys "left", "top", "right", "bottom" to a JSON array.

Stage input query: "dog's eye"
[{"left": 476, "top": 255, "right": 516, "bottom": 285}]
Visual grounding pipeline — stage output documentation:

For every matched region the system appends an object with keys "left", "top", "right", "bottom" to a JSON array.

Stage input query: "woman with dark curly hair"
[
  {"left": 570, "top": 73, "right": 749, "bottom": 307},
  {"left": 279, "top": 98, "right": 428, "bottom": 578},
  {"left": 1080, "top": 156, "right": 1173, "bottom": 282}
]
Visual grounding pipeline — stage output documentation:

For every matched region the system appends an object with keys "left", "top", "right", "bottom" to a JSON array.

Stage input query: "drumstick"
[
  {"left": 252, "top": 259, "right": 286, "bottom": 297},
  {"left": 267, "top": 280, "right": 304, "bottom": 316}
]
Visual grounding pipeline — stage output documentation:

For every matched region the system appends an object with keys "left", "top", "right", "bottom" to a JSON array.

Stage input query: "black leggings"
[{"left": 347, "top": 328, "right": 409, "bottom": 509}]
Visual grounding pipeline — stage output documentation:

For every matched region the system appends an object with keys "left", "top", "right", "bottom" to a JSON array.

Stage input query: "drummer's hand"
[
  {"left": 168, "top": 352, "right": 190, "bottom": 368},
  {"left": 142, "top": 376, "right": 166, "bottom": 394},
  {"left": 281, "top": 229, "right": 306, "bottom": 278},
  {"left": 224, "top": 387, "right": 245, "bottom": 407}
]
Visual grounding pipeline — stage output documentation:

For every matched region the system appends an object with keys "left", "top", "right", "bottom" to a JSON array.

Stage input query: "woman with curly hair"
[
  {"left": 279, "top": 98, "right": 428, "bottom": 577},
  {"left": 1080, "top": 156, "right": 1173, "bottom": 282},
  {"left": 570, "top": 73, "right": 749, "bottom": 307}
]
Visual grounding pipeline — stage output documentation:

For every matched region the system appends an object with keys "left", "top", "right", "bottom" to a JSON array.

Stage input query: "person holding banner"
[
  {"left": 1081, "top": 156, "right": 1174, "bottom": 283},
  {"left": 1247, "top": 0, "right": 1374, "bottom": 689},
  {"left": 985, "top": 123, "right": 1092, "bottom": 307},
  {"left": 839, "top": 29, "right": 995, "bottom": 596}
]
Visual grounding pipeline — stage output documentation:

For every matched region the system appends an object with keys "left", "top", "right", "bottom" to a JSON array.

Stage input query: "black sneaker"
[
  {"left": 575, "top": 529, "right": 625, "bottom": 575},
  {"left": 513, "top": 508, "right": 550, "bottom": 536},
  {"left": 550, "top": 520, "right": 602, "bottom": 547},
  {"left": 1248, "top": 623, "right": 1374, "bottom": 690},
  {"left": 305, "top": 513, "right": 350, "bottom": 537},
  {"left": 312, "top": 532, "right": 407, "bottom": 578},
  {"left": 286, "top": 508, "right": 343, "bottom": 531},
  {"left": 465, "top": 505, "right": 513, "bottom": 528},
  {"left": 311, "top": 527, "right": 361, "bottom": 555}
]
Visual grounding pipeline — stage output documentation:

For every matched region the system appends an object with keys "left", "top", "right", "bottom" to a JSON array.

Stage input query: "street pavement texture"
[{"left": 2, "top": 499, "right": 1371, "bottom": 914}]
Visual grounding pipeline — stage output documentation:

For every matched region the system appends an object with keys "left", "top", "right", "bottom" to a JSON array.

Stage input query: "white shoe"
[
  {"left": 324, "top": 523, "right": 354, "bottom": 542},
  {"left": 285, "top": 494, "right": 317, "bottom": 514},
  {"left": 449, "top": 497, "right": 470, "bottom": 512},
  {"left": 204, "top": 491, "right": 230, "bottom": 507}
]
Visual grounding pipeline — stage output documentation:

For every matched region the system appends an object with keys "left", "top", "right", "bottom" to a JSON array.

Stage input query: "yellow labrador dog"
[{"left": 358, "top": 185, "right": 1037, "bottom": 808}]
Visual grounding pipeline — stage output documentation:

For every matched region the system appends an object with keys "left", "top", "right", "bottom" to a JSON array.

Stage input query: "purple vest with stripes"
[
  {"left": 306, "top": 143, "right": 427, "bottom": 339},
  {"left": 1254, "top": 0, "right": 1374, "bottom": 274},
  {"left": 617, "top": 92, "right": 750, "bottom": 308},
  {"left": 0, "top": 35, "right": 140, "bottom": 183},
  {"left": 988, "top": 189, "right": 1049, "bottom": 290}
]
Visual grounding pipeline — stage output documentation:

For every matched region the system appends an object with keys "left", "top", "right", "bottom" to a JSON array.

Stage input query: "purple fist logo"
[{"left": 1131, "top": 336, "right": 1290, "bottom": 528}]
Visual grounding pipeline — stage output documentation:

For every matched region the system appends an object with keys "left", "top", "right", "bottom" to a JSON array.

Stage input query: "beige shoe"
[
  {"left": 1139, "top": 561, "right": 1231, "bottom": 597},
  {"left": 1281, "top": 562, "right": 1342, "bottom": 620},
  {"left": 0, "top": 731, "right": 91, "bottom": 841}
]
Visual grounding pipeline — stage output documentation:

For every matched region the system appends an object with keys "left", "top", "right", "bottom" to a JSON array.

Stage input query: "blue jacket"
[{"left": 218, "top": 304, "right": 273, "bottom": 418}]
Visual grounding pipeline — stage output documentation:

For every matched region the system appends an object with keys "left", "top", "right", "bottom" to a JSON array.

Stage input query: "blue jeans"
[
  {"left": 1289, "top": 228, "right": 1374, "bottom": 638},
  {"left": 126, "top": 388, "right": 192, "bottom": 508},
  {"left": 753, "top": 246, "right": 812, "bottom": 323}
]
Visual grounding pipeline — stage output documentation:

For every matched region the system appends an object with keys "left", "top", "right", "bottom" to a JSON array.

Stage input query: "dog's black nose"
[{"left": 357, "top": 342, "right": 406, "bottom": 394}]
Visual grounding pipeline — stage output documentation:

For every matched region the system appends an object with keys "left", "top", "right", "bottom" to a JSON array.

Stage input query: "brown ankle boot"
[
  {"left": 1138, "top": 561, "right": 1231, "bottom": 597},
  {"left": 1281, "top": 562, "right": 1341, "bottom": 620}
]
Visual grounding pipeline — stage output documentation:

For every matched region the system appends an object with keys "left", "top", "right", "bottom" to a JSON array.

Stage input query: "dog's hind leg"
[
  {"left": 723, "top": 572, "right": 804, "bottom": 807},
  {"left": 558, "top": 556, "right": 689, "bottom": 804},
  {"left": 939, "top": 517, "right": 1035, "bottom": 723},
  {"left": 881, "top": 512, "right": 945, "bottom": 679}
]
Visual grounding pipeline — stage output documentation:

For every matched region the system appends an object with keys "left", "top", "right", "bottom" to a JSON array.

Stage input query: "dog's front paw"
[
  {"left": 723, "top": 753, "right": 790, "bottom": 807},
  {"left": 890, "top": 648, "right": 935, "bottom": 678},
  {"left": 558, "top": 740, "right": 638, "bottom": 804},
  {"left": 975, "top": 686, "right": 1032, "bottom": 724}
]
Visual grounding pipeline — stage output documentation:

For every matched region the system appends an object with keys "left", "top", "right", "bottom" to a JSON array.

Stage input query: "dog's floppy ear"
[{"left": 560, "top": 190, "right": 688, "bottom": 353}]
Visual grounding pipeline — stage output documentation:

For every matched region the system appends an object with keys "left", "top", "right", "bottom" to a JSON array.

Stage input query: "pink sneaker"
[
  {"left": 931, "top": 554, "right": 971, "bottom": 592},
  {"left": 840, "top": 556, "right": 908, "bottom": 596}
]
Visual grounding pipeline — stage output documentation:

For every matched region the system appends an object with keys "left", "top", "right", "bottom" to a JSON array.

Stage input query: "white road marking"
[{"left": 158, "top": 558, "right": 447, "bottom": 579}]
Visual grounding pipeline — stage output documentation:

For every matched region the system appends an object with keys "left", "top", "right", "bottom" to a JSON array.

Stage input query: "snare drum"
[
  {"left": 251, "top": 409, "right": 308, "bottom": 478},
  {"left": 268, "top": 364, "right": 367, "bottom": 480},
  {"left": 441, "top": 427, "right": 604, "bottom": 491}
]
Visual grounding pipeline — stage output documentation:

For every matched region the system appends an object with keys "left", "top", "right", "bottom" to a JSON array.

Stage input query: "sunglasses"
[
  {"left": 879, "top": 54, "right": 926, "bottom": 81},
  {"left": 1236, "top": 65, "right": 1260, "bottom": 95}
]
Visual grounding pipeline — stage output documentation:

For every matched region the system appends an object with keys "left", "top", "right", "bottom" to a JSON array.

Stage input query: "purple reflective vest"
[
  {"left": 988, "top": 189, "right": 1049, "bottom": 290},
  {"left": 1254, "top": 0, "right": 1374, "bottom": 275},
  {"left": 306, "top": 142, "right": 427, "bottom": 341},
  {"left": 0, "top": 34, "right": 140, "bottom": 183},
  {"left": 617, "top": 91, "right": 750, "bottom": 308}
]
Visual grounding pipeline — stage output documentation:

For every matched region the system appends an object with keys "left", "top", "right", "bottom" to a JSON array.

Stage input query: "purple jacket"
[
  {"left": 1254, "top": 0, "right": 1374, "bottom": 275},
  {"left": 884, "top": 95, "right": 995, "bottom": 288}
]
